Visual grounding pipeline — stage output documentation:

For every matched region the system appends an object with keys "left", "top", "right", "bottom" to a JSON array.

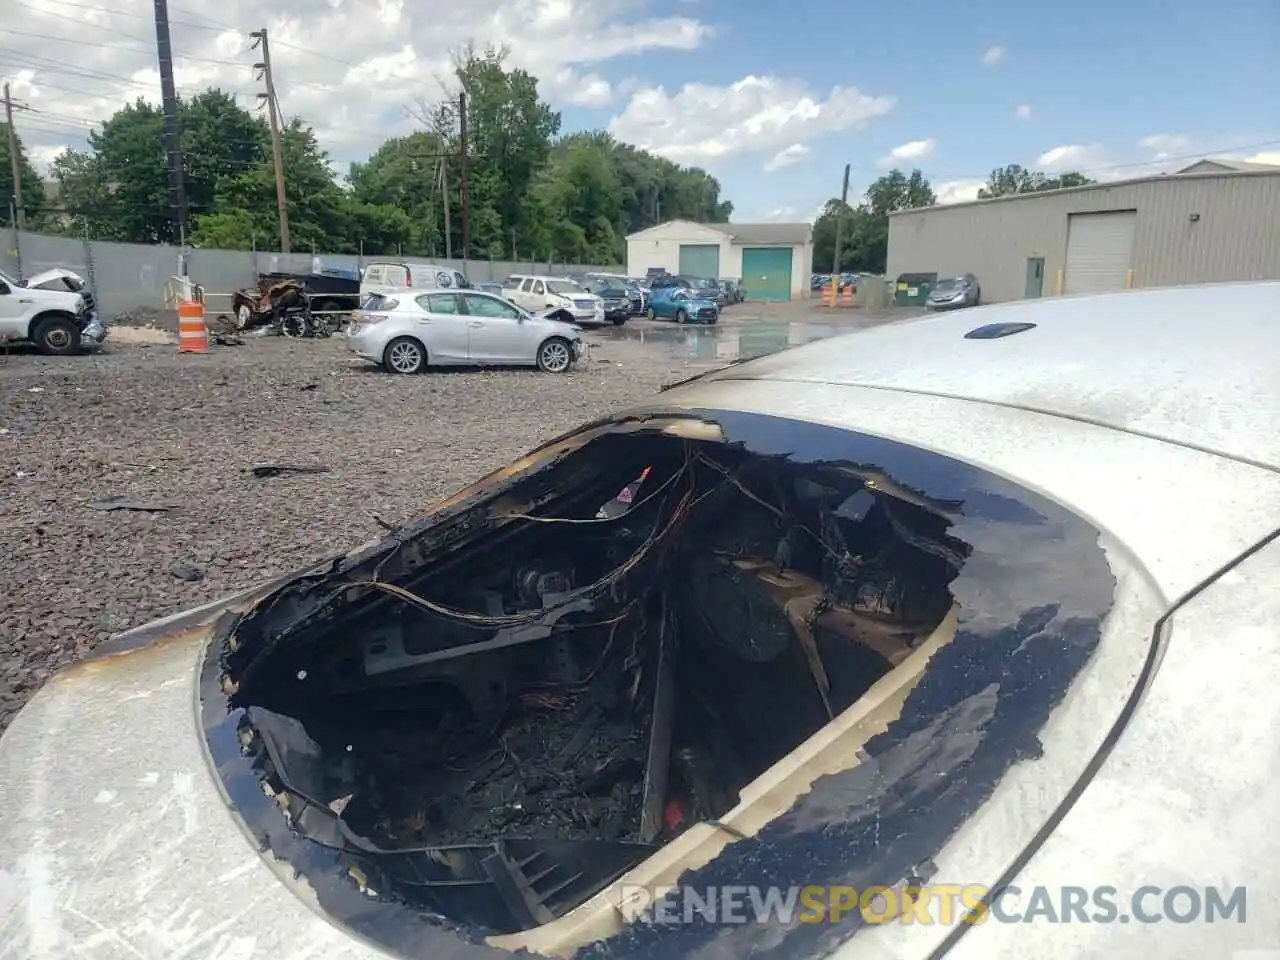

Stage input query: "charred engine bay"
[{"left": 224, "top": 430, "right": 970, "bottom": 935}]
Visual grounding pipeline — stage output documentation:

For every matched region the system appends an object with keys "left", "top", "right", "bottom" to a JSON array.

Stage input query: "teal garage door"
[
  {"left": 678, "top": 243, "right": 721, "bottom": 279},
  {"left": 741, "top": 247, "right": 793, "bottom": 301}
]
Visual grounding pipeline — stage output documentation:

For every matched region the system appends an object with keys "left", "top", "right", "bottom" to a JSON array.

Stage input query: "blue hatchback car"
[{"left": 647, "top": 286, "right": 719, "bottom": 325}]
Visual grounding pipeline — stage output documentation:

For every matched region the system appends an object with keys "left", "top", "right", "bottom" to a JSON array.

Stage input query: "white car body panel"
[
  {"left": 2, "top": 283, "right": 1278, "bottom": 959},
  {"left": 710, "top": 282, "right": 1280, "bottom": 470}
]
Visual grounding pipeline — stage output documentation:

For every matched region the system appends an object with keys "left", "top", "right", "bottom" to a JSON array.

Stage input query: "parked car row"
[{"left": 810, "top": 272, "right": 866, "bottom": 291}]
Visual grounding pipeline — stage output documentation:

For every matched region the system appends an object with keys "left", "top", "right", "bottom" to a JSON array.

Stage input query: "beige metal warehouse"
[{"left": 886, "top": 168, "right": 1280, "bottom": 303}]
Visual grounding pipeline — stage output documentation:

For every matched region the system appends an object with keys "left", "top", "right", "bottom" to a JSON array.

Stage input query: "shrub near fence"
[{"left": 1, "top": 228, "right": 623, "bottom": 321}]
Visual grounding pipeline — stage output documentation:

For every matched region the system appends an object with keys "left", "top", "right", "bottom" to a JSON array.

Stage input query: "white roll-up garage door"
[{"left": 1064, "top": 211, "right": 1136, "bottom": 294}]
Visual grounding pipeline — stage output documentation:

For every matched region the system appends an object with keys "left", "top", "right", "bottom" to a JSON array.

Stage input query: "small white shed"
[{"left": 625, "top": 220, "right": 813, "bottom": 300}]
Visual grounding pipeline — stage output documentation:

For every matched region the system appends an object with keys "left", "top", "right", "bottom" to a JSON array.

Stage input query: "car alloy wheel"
[
  {"left": 537, "top": 338, "right": 572, "bottom": 373},
  {"left": 385, "top": 337, "right": 425, "bottom": 374},
  {"left": 676, "top": 309, "right": 687, "bottom": 325},
  {"left": 236, "top": 304, "right": 252, "bottom": 330}
]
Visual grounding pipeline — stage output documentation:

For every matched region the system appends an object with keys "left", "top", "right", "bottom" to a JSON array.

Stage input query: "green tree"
[
  {"left": 181, "top": 90, "right": 269, "bottom": 221},
  {"left": 535, "top": 138, "right": 625, "bottom": 262},
  {"left": 978, "top": 164, "right": 1095, "bottom": 198},
  {"left": 417, "top": 43, "right": 561, "bottom": 257},
  {"left": 52, "top": 90, "right": 269, "bottom": 243},
  {"left": 0, "top": 124, "right": 45, "bottom": 228},
  {"left": 812, "top": 169, "right": 934, "bottom": 273},
  {"left": 31, "top": 54, "right": 741, "bottom": 263},
  {"left": 347, "top": 131, "right": 443, "bottom": 253},
  {"left": 53, "top": 99, "right": 168, "bottom": 242},
  {"left": 209, "top": 119, "right": 349, "bottom": 252}
]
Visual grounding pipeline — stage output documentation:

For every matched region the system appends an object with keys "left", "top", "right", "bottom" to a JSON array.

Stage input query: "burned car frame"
[{"left": 199, "top": 409, "right": 1114, "bottom": 959}]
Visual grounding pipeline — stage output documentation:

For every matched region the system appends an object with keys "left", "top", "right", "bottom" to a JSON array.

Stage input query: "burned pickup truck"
[{"left": 211, "top": 412, "right": 989, "bottom": 953}]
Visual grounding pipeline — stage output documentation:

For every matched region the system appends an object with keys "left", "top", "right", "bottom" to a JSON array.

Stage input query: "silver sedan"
[{"left": 347, "top": 289, "right": 584, "bottom": 374}]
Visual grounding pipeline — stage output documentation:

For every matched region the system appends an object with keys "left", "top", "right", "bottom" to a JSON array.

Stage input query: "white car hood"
[{"left": 25, "top": 267, "right": 85, "bottom": 289}]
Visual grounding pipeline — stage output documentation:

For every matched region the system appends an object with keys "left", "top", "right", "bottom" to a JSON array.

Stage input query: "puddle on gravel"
[{"left": 598, "top": 321, "right": 844, "bottom": 362}]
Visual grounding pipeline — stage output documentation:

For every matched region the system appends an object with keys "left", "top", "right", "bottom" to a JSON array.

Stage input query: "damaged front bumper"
[{"left": 82, "top": 314, "right": 108, "bottom": 343}]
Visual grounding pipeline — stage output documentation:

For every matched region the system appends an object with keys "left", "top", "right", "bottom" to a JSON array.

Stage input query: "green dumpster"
[{"left": 893, "top": 272, "right": 937, "bottom": 307}]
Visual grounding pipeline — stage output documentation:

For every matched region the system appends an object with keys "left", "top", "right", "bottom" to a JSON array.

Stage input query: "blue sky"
[
  {"left": 561, "top": 0, "right": 1280, "bottom": 218},
  {"left": 4, "top": 0, "right": 1277, "bottom": 223}
]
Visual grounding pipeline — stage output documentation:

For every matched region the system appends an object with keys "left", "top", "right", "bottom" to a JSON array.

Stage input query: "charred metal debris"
[{"left": 216, "top": 418, "right": 971, "bottom": 937}]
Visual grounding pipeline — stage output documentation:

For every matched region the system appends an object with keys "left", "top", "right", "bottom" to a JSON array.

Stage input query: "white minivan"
[{"left": 359, "top": 262, "right": 469, "bottom": 299}]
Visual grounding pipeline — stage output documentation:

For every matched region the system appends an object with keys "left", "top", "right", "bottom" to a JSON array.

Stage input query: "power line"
[
  {"left": 22, "top": 0, "right": 235, "bottom": 33},
  {"left": 0, "top": 27, "right": 246, "bottom": 66}
]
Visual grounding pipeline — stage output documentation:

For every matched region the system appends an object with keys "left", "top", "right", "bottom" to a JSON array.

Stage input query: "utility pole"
[
  {"left": 3, "top": 83, "right": 25, "bottom": 231},
  {"left": 151, "top": 0, "right": 188, "bottom": 251},
  {"left": 251, "top": 28, "right": 290, "bottom": 253},
  {"left": 458, "top": 92, "right": 470, "bottom": 259},
  {"left": 439, "top": 158, "right": 452, "bottom": 260},
  {"left": 830, "top": 162, "right": 851, "bottom": 276}
]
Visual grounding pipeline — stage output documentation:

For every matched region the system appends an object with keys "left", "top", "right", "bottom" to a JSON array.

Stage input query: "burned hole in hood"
[{"left": 216, "top": 428, "right": 970, "bottom": 939}]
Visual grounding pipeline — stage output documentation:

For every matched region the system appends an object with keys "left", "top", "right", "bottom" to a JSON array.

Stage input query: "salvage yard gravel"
[{"left": 0, "top": 335, "right": 718, "bottom": 732}]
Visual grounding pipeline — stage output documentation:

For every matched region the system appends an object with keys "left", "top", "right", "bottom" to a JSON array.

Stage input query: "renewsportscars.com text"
[{"left": 620, "top": 883, "right": 1248, "bottom": 926}]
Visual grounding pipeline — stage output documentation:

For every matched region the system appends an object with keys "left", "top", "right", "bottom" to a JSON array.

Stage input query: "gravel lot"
[{"left": 0, "top": 332, "right": 724, "bottom": 731}]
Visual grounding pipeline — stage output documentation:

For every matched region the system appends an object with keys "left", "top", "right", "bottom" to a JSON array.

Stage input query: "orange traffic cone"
[{"left": 177, "top": 300, "right": 208, "bottom": 353}]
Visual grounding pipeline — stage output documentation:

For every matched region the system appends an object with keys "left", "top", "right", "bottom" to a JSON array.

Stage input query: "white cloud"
[
  {"left": 1036, "top": 143, "right": 1107, "bottom": 171},
  {"left": 608, "top": 75, "right": 894, "bottom": 164},
  {"left": 878, "top": 137, "right": 935, "bottom": 167},
  {"left": 1015, "top": 104, "right": 1032, "bottom": 120},
  {"left": 1139, "top": 133, "right": 1191, "bottom": 154},
  {"left": 0, "top": 0, "right": 717, "bottom": 175},
  {"left": 982, "top": 46, "right": 1005, "bottom": 66},
  {"left": 763, "top": 143, "right": 810, "bottom": 172},
  {"left": 545, "top": 68, "right": 614, "bottom": 107},
  {"left": 1242, "top": 150, "right": 1280, "bottom": 165},
  {"left": 935, "top": 180, "right": 985, "bottom": 204},
  {"left": 25, "top": 143, "right": 69, "bottom": 175},
  {"left": 1138, "top": 132, "right": 1193, "bottom": 161},
  {"left": 762, "top": 205, "right": 798, "bottom": 221}
]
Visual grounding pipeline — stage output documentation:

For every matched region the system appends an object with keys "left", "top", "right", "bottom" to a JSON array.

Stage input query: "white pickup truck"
[
  {"left": 503, "top": 274, "right": 604, "bottom": 326},
  {"left": 0, "top": 267, "right": 106, "bottom": 354}
]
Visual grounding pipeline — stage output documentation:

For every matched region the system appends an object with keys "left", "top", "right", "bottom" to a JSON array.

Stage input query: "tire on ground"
[{"left": 32, "top": 314, "right": 82, "bottom": 357}]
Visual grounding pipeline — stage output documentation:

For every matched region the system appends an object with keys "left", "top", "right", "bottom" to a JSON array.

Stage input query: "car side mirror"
[{"left": 0, "top": 282, "right": 8, "bottom": 295}]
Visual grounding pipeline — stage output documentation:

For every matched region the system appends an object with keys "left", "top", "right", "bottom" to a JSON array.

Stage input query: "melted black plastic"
[{"left": 199, "top": 410, "right": 1116, "bottom": 959}]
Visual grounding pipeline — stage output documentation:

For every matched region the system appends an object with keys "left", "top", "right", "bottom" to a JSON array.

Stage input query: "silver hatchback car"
[{"left": 347, "top": 289, "right": 585, "bottom": 374}]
